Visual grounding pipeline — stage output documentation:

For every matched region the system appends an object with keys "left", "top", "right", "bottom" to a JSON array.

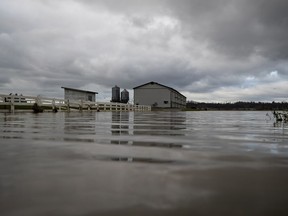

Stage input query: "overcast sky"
[{"left": 1, "top": 0, "right": 288, "bottom": 102}]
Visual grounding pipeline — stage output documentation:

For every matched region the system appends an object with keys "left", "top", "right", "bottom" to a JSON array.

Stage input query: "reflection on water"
[
  {"left": 134, "top": 111, "right": 187, "bottom": 135},
  {"left": 111, "top": 112, "right": 130, "bottom": 145},
  {"left": 110, "top": 112, "right": 186, "bottom": 147},
  {"left": 1, "top": 111, "right": 288, "bottom": 216}
]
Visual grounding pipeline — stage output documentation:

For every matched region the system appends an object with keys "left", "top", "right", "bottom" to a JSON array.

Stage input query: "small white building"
[
  {"left": 133, "top": 81, "right": 186, "bottom": 108},
  {"left": 61, "top": 87, "right": 98, "bottom": 102}
]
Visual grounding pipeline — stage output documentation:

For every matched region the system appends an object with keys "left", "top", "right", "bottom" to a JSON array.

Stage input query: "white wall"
[
  {"left": 64, "top": 89, "right": 95, "bottom": 102},
  {"left": 134, "top": 83, "right": 186, "bottom": 108},
  {"left": 134, "top": 83, "right": 171, "bottom": 107}
]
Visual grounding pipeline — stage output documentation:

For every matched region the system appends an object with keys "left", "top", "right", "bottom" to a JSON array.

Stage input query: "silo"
[
  {"left": 121, "top": 89, "right": 129, "bottom": 103},
  {"left": 111, "top": 85, "right": 120, "bottom": 102}
]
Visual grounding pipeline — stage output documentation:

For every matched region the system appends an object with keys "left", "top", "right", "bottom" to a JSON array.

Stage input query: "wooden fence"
[{"left": 0, "top": 94, "right": 151, "bottom": 112}]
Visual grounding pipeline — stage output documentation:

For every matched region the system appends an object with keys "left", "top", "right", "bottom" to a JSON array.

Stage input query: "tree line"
[{"left": 186, "top": 101, "right": 288, "bottom": 111}]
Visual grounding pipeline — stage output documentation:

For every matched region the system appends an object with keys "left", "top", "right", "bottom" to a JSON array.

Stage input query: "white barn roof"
[
  {"left": 133, "top": 81, "right": 186, "bottom": 98},
  {"left": 61, "top": 87, "right": 98, "bottom": 94}
]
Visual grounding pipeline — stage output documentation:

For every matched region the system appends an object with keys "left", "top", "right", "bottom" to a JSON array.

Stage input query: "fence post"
[
  {"left": 52, "top": 99, "right": 56, "bottom": 111},
  {"left": 10, "top": 95, "right": 15, "bottom": 113},
  {"left": 67, "top": 99, "right": 70, "bottom": 112},
  {"left": 58, "top": 100, "right": 62, "bottom": 111}
]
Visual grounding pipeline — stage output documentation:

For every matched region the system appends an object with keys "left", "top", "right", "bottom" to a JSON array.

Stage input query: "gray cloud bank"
[{"left": 0, "top": 0, "right": 288, "bottom": 102}]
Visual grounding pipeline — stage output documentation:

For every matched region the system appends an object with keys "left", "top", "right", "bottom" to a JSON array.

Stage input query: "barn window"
[{"left": 164, "top": 101, "right": 169, "bottom": 104}]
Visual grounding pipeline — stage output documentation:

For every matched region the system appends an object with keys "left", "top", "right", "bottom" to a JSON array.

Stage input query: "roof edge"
[
  {"left": 133, "top": 81, "right": 186, "bottom": 98},
  {"left": 61, "top": 87, "right": 98, "bottom": 94}
]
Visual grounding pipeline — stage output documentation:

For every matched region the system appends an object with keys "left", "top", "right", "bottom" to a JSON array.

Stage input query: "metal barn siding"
[
  {"left": 62, "top": 87, "right": 97, "bottom": 102},
  {"left": 133, "top": 81, "right": 186, "bottom": 108}
]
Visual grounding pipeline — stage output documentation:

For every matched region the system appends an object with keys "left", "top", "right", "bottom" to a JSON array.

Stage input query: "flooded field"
[{"left": 1, "top": 111, "right": 288, "bottom": 216}]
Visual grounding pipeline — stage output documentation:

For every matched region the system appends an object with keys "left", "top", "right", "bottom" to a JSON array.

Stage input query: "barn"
[
  {"left": 61, "top": 87, "right": 98, "bottom": 102},
  {"left": 133, "top": 81, "right": 186, "bottom": 108}
]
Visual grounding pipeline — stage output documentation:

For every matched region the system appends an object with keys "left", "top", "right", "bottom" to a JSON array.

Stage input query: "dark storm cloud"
[
  {"left": 252, "top": 0, "right": 288, "bottom": 60},
  {"left": 0, "top": 74, "right": 10, "bottom": 86},
  {"left": 0, "top": 0, "right": 287, "bottom": 101},
  {"left": 87, "top": 0, "right": 288, "bottom": 61},
  {"left": 165, "top": 0, "right": 288, "bottom": 60}
]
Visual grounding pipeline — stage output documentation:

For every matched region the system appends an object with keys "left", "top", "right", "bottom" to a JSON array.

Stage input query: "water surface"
[{"left": 0, "top": 111, "right": 288, "bottom": 216}]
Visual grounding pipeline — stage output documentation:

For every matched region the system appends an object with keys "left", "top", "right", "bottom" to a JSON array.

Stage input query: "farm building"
[
  {"left": 61, "top": 87, "right": 98, "bottom": 102},
  {"left": 133, "top": 81, "right": 186, "bottom": 108}
]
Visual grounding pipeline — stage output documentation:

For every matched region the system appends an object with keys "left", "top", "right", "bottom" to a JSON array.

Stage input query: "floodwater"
[{"left": 0, "top": 111, "right": 288, "bottom": 216}]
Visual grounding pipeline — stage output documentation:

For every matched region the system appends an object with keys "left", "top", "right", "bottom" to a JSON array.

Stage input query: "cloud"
[
  {"left": 0, "top": 0, "right": 287, "bottom": 102},
  {"left": 165, "top": 0, "right": 288, "bottom": 60}
]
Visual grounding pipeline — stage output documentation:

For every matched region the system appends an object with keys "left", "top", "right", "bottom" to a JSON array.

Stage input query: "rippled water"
[{"left": 1, "top": 111, "right": 288, "bottom": 216}]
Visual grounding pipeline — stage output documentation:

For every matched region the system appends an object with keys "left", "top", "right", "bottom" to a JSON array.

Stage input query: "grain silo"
[
  {"left": 121, "top": 89, "right": 129, "bottom": 103},
  {"left": 111, "top": 85, "right": 120, "bottom": 102}
]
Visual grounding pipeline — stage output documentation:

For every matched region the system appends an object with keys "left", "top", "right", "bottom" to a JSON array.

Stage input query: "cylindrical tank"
[
  {"left": 111, "top": 85, "right": 120, "bottom": 102},
  {"left": 121, "top": 89, "right": 129, "bottom": 103}
]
